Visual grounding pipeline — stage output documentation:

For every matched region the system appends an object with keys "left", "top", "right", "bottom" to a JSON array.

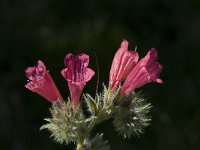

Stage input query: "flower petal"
[
  {"left": 121, "top": 48, "right": 163, "bottom": 96},
  {"left": 25, "top": 60, "right": 64, "bottom": 103},
  {"left": 61, "top": 53, "right": 95, "bottom": 105},
  {"left": 109, "top": 39, "right": 138, "bottom": 91},
  {"left": 84, "top": 68, "right": 95, "bottom": 82}
]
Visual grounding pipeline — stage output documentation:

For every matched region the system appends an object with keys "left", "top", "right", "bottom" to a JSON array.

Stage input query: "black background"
[{"left": 0, "top": 0, "right": 200, "bottom": 150}]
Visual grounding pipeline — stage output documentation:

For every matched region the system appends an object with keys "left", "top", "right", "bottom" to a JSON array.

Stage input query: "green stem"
[
  {"left": 88, "top": 120, "right": 96, "bottom": 131},
  {"left": 76, "top": 143, "right": 83, "bottom": 150},
  {"left": 76, "top": 120, "right": 96, "bottom": 150},
  {"left": 84, "top": 119, "right": 97, "bottom": 138}
]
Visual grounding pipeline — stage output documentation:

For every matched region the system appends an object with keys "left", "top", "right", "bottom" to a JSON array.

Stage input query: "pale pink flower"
[
  {"left": 25, "top": 60, "right": 64, "bottom": 103},
  {"left": 109, "top": 39, "right": 139, "bottom": 91},
  {"left": 61, "top": 53, "right": 95, "bottom": 106},
  {"left": 121, "top": 48, "right": 163, "bottom": 96}
]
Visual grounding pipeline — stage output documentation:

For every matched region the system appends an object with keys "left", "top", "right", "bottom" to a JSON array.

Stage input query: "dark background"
[{"left": 1, "top": 0, "right": 200, "bottom": 150}]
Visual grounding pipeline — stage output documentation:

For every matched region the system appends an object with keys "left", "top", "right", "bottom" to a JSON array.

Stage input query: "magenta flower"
[
  {"left": 121, "top": 48, "right": 163, "bottom": 96},
  {"left": 61, "top": 53, "right": 95, "bottom": 106},
  {"left": 25, "top": 60, "right": 64, "bottom": 104},
  {"left": 109, "top": 39, "right": 139, "bottom": 91}
]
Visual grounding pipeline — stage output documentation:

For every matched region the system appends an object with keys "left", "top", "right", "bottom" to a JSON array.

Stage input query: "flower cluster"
[
  {"left": 25, "top": 40, "right": 162, "bottom": 105},
  {"left": 25, "top": 39, "right": 163, "bottom": 150},
  {"left": 109, "top": 39, "right": 163, "bottom": 96},
  {"left": 25, "top": 54, "right": 95, "bottom": 106}
]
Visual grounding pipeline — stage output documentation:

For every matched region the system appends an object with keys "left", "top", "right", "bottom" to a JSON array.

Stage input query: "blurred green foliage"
[{"left": 0, "top": 0, "right": 200, "bottom": 150}]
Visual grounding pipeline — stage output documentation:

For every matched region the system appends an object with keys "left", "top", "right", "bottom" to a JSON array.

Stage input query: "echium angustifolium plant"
[{"left": 25, "top": 39, "right": 163, "bottom": 150}]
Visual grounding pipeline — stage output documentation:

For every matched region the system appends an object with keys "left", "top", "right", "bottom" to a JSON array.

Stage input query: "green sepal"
[
  {"left": 84, "top": 94, "right": 98, "bottom": 116},
  {"left": 113, "top": 92, "right": 152, "bottom": 138},
  {"left": 40, "top": 100, "right": 86, "bottom": 144},
  {"left": 84, "top": 85, "right": 116, "bottom": 126}
]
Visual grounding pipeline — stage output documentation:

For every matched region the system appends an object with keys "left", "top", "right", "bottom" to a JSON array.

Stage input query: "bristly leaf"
[
  {"left": 113, "top": 92, "right": 152, "bottom": 138},
  {"left": 82, "top": 133, "right": 110, "bottom": 150}
]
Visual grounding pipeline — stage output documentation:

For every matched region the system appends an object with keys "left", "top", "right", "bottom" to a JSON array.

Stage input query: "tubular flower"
[
  {"left": 25, "top": 60, "right": 64, "bottom": 103},
  {"left": 109, "top": 39, "right": 139, "bottom": 91},
  {"left": 61, "top": 53, "right": 95, "bottom": 106},
  {"left": 121, "top": 48, "right": 163, "bottom": 96}
]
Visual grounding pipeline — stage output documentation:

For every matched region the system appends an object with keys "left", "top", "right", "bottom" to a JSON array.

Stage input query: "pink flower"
[
  {"left": 121, "top": 48, "right": 163, "bottom": 96},
  {"left": 25, "top": 60, "right": 64, "bottom": 104},
  {"left": 61, "top": 53, "right": 95, "bottom": 106},
  {"left": 109, "top": 40, "right": 139, "bottom": 91}
]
